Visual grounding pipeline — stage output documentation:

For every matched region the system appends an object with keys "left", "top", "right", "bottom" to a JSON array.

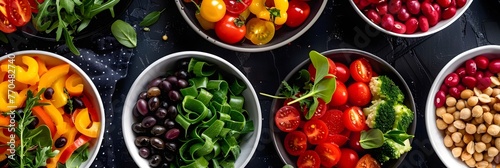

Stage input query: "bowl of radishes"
[
  {"left": 350, "top": 0, "right": 472, "bottom": 38},
  {"left": 426, "top": 45, "right": 500, "bottom": 167}
]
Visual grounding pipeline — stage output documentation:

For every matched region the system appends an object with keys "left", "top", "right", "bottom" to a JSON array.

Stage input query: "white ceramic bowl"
[
  {"left": 426, "top": 45, "right": 500, "bottom": 167},
  {"left": 349, "top": 0, "right": 473, "bottom": 38},
  {"left": 0, "top": 50, "right": 105, "bottom": 168},
  {"left": 122, "top": 51, "right": 262, "bottom": 167}
]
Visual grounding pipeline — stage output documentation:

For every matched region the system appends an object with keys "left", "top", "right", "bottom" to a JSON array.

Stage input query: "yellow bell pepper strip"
[
  {"left": 75, "top": 108, "right": 100, "bottom": 138},
  {"left": 51, "top": 76, "right": 68, "bottom": 108},
  {"left": 82, "top": 95, "right": 99, "bottom": 122},
  {"left": 65, "top": 73, "right": 84, "bottom": 97},
  {"left": 0, "top": 59, "right": 9, "bottom": 72},
  {"left": 249, "top": 0, "right": 288, "bottom": 25},
  {"left": 38, "top": 64, "right": 70, "bottom": 92},
  {"left": 58, "top": 134, "right": 91, "bottom": 164},
  {"left": 35, "top": 56, "right": 48, "bottom": 76},
  {"left": 0, "top": 81, "right": 19, "bottom": 112},
  {"left": 200, "top": 0, "right": 226, "bottom": 22},
  {"left": 41, "top": 101, "right": 67, "bottom": 137},
  {"left": 47, "top": 127, "right": 78, "bottom": 168},
  {"left": 14, "top": 85, "right": 37, "bottom": 108},
  {"left": 32, "top": 106, "right": 57, "bottom": 138},
  {"left": 15, "top": 56, "right": 40, "bottom": 85}
]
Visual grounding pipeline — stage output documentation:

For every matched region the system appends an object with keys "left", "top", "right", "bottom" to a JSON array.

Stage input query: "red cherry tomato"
[
  {"left": 347, "top": 81, "right": 372, "bottom": 107},
  {"left": 356, "top": 154, "right": 381, "bottom": 168},
  {"left": 308, "top": 58, "right": 336, "bottom": 81},
  {"left": 285, "top": 0, "right": 310, "bottom": 28},
  {"left": 334, "top": 62, "right": 350, "bottom": 83},
  {"left": 215, "top": 14, "right": 246, "bottom": 44},
  {"left": 329, "top": 81, "right": 348, "bottom": 106},
  {"left": 337, "top": 148, "right": 359, "bottom": 168},
  {"left": 283, "top": 98, "right": 301, "bottom": 112},
  {"left": 307, "top": 98, "right": 327, "bottom": 120},
  {"left": 323, "top": 133, "right": 349, "bottom": 147},
  {"left": 315, "top": 143, "right": 342, "bottom": 167},
  {"left": 342, "top": 106, "right": 366, "bottom": 132},
  {"left": 320, "top": 109, "right": 344, "bottom": 134},
  {"left": 0, "top": 0, "right": 16, "bottom": 33},
  {"left": 303, "top": 119, "right": 329, "bottom": 145},
  {"left": 223, "top": 0, "right": 252, "bottom": 14},
  {"left": 7, "top": 0, "right": 31, "bottom": 27},
  {"left": 350, "top": 58, "right": 373, "bottom": 83},
  {"left": 27, "top": 0, "right": 43, "bottom": 13},
  {"left": 275, "top": 105, "right": 301, "bottom": 132},
  {"left": 284, "top": 131, "right": 308, "bottom": 156},
  {"left": 297, "top": 150, "right": 321, "bottom": 168},
  {"left": 349, "top": 131, "right": 365, "bottom": 153}
]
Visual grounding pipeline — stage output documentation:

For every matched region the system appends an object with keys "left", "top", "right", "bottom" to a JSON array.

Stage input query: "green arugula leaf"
[
  {"left": 65, "top": 143, "right": 89, "bottom": 168},
  {"left": 139, "top": 9, "right": 166, "bottom": 27},
  {"left": 111, "top": 20, "right": 137, "bottom": 48},
  {"left": 34, "top": 146, "right": 59, "bottom": 167},
  {"left": 359, "top": 129, "right": 384, "bottom": 149}
]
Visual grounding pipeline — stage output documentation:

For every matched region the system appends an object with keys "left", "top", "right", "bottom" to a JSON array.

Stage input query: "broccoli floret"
[
  {"left": 369, "top": 76, "right": 405, "bottom": 103},
  {"left": 393, "top": 103, "right": 414, "bottom": 131},
  {"left": 363, "top": 99, "right": 396, "bottom": 133},
  {"left": 371, "top": 139, "right": 412, "bottom": 163}
]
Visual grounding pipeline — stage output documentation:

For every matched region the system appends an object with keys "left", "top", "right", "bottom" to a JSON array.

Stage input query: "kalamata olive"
[
  {"left": 147, "top": 87, "right": 162, "bottom": 98},
  {"left": 462, "top": 76, "right": 477, "bottom": 89},
  {"left": 168, "top": 90, "right": 181, "bottom": 102},
  {"left": 405, "top": 17, "right": 418, "bottom": 34},
  {"left": 136, "top": 99, "right": 149, "bottom": 116},
  {"left": 449, "top": 87, "right": 461, "bottom": 99},
  {"left": 474, "top": 55, "right": 490, "bottom": 70},
  {"left": 381, "top": 14, "right": 395, "bottom": 31},
  {"left": 376, "top": 2, "right": 388, "bottom": 15},
  {"left": 477, "top": 77, "right": 492, "bottom": 90},
  {"left": 177, "top": 79, "right": 189, "bottom": 89},
  {"left": 132, "top": 122, "right": 147, "bottom": 134},
  {"left": 164, "top": 152, "right": 175, "bottom": 162},
  {"left": 397, "top": 7, "right": 410, "bottom": 22},
  {"left": 44, "top": 87, "right": 54, "bottom": 99},
  {"left": 406, "top": 0, "right": 420, "bottom": 15},
  {"left": 159, "top": 80, "right": 172, "bottom": 92},
  {"left": 28, "top": 117, "right": 38, "bottom": 129},
  {"left": 437, "top": 0, "right": 451, "bottom": 7},
  {"left": 456, "top": 0, "right": 466, "bottom": 8},
  {"left": 391, "top": 21, "right": 406, "bottom": 34},
  {"left": 164, "top": 119, "right": 176, "bottom": 129},
  {"left": 150, "top": 137, "right": 165, "bottom": 150},
  {"left": 465, "top": 59, "right": 477, "bottom": 76},
  {"left": 442, "top": 7, "right": 456, "bottom": 20},
  {"left": 455, "top": 67, "right": 467, "bottom": 78},
  {"left": 135, "top": 136, "right": 150, "bottom": 147},
  {"left": 166, "top": 76, "right": 178, "bottom": 87},
  {"left": 148, "top": 78, "right": 163, "bottom": 88},
  {"left": 73, "top": 97, "right": 85, "bottom": 109},
  {"left": 439, "top": 84, "right": 449, "bottom": 93},
  {"left": 435, "top": 90, "right": 446, "bottom": 108},
  {"left": 139, "top": 147, "right": 150, "bottom": 159},
  {"left": 151, "top": 125, "right": 167, "bottom": 136},
  {"left": 388, "top": 0, "right": 402, "bottom": 14},
  {"left": 139, "top": 91, "right": 148, "bottom": 100},
  {"left": 165, "top": 128, "right": 180, "bottom": 140},
  {"left": 444, "top": 72, "right": 460, "bottom": 87},
  {"left": 167, "top": 105, "right": 178, "bottom": 119},
  {"left": 165, "top": 142, "right": 177, "bottom": 152},
  {"left": 489, "top": 59, "right": 500, "bottom": 73},
  {"left": 133, "top": 109, "right": 141, "bottom": 118},
  {"left": 155, "top": 108, "right": 168, "bottom": 119},
  {"left": 418, "top": 16, "right": 430, "bottom": 32},
  {"left": 141, "top": 116, "right": 157, "bottom": 128},
  {"left": 55, "top": 137, "right": 67, "bottom": 148},
  {"left": 149, "top": 155, "right": 162, "bottom": 167},
  {"left": 421, "top": 2, "right": 439, "bottom": 26},
  {"left": 175, "top": 70, "right": 188, "bottom": 79},
  {"left": 148, "top": 97, "right": 160, "bottom": 112},
  {"left": 365, "top": 9, "right": 381, "bottom": 25}
]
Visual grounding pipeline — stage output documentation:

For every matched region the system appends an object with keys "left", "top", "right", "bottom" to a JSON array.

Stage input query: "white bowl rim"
[
  {"left": 0, "top": 50, "right": 106, "bottom": 168},
  {"left": 174, "top": 0, "right": 328, "bottom": 52},
  {"left": 348, "top": 0, "right": 473, "bottom": 38},
  {"left": 425, "top": 45, "right": 500, "bottom": 168},
  {"left": 121, "top": 51, "right": 262, "bottom": 167}
]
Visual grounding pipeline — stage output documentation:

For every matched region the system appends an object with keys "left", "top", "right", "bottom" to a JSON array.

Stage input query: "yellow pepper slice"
[
  {"left": 52, "top": 76, "right": 68, "bottom": 108},
  {"left": 15, "top": 56, "right": 40, "bottom": 85},
  {"left": 38, "top": 64, "right": 70, "bottom": 92},
  {"left": 0, "top": 81, "right": 19, "bottom": 112},
  {"left": 35, "top": 56, "right": 48, "bottom": 76},
  {"left": 41, "top": 101, "right": 66, "bottom": 138},
  {"left": 65, "top": 73, "right": 84, "bottom": 97},
  {"left": 75, "top": 108, "right": 100, "bottom": 138}
]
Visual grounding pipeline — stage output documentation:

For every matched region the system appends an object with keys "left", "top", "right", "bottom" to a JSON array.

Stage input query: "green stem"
[
  {"left": 259, "top": 92, "right": 287, "bottom": 99},
  {"left": 287, "top": 91, "right": 316, "bottom": 105}
]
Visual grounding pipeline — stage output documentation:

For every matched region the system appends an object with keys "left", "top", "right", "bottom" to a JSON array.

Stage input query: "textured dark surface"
[{"left": 1, "top": 0, "right": 500, "bottom": 167}]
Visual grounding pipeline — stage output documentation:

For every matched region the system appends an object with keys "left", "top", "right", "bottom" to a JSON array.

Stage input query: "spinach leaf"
[
  {"left": 139, "top": 9, "right": 166, "bottom": 27},
  {"left": 359, "top": 129, "right": 384, "bottom": 149},
  {"left": 65, "top": 143, "right": 89, "bottom": 168},
  {"left": 28, "top": 125, "right": 53, "bottom": 147},
  {"left": 111, "top": 20, "right": 137, "bottom": 48},
  {"left": 309, "top": 51, "right": 329, "bottom": 85}
]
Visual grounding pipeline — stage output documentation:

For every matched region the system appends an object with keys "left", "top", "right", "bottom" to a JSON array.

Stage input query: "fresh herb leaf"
[
  {"left": 296, "top": 69, "right": 310, "bottom": 86},
  {"left": 64, "top": 88, "right": 74, "bottom": 114},
  {"left": 384, "top": 130, "right": 414, "bottom": 145},
  {"left": 139, "top": 9, "right": 166, "bottom": 27},
  {"left": 0, "top": 32, "right": 7, "bottom": 43},
  {"left": 359, "top": 129, "right": 384, "bottom": 149},
  {"left": 305, "top": 97, "right": 319, "bottom": 119},
  {"left": 309, "top": 51, "right": 329, "bottom": 85},
  {"left": 63, "top": 28, "right": 80, "bottom": 56},
  {"left": 65, "top": 143, "right": 89, "bottom": 168},
  {"left": 111, "top": 20, "right": 137, "bottom": 48},
  {"left": 34, "top": 146, "right": 59, "bottom": 167},
  {"left": 28, "top": 125, "right": 53, "bottom": 147}
]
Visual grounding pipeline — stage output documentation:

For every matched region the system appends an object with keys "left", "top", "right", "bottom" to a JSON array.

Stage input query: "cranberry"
[
  {"left": 456, "top": 0, "right": 466, "bottom": 8},
  {"left": 388, "top": 0, "right": 402, "bottom": 14},
  {"left": 365, "top": 9, "right": 381, "bottom": 25},
  {"left": 406, "top": 0, "right": 421, "bottom": 15},
  {"left": 392, "top": 21, "right": 406, "bottom": 34},
  {"left": 397, "top": 7, "right": 411, "bottom": 22},
  {"left": 435, "top": 90, "right": 446, "bottom": 108},
  {"left": 418, "top": 16, "right": 430, "bottom": 32},
  {"left": 436, "top": 0, "right": 451, "bottom": 8},
  {"left": 405, "top": 17, "right": 419, "bottom": 34},
  {"left": 381, "top": 14, "right": 395, "bottom": 31},
  {"left": 462, "top": 76, "right": 477, "bottom": 89},
  {"left": 376, "top": 3, "right": 388, "bottom": 15},
  {"left": 474, "top": 55, "right": 490, "bottom": 70},
  {"left": 442, "top": 7, "right": 456, "bottom": 20},
  {"left": 421, "top": 2, "right": 439, "bottom": 26},
  {"left": 455, "top": 67, "right": 467, "bottom": 78},
  {"left": 465, "top": 59, "right": 477, "bottom": 76},
  {"left": 444, "top": 72, "right": 460, "bottom": 87}
]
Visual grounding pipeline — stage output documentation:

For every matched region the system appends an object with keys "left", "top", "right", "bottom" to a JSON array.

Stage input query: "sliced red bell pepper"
[
  {"left": 32, "top": 106, "right": 56, "bottom": 137},
  {"left": 58, "top": 134, "right": 91, "bottom": 164}
]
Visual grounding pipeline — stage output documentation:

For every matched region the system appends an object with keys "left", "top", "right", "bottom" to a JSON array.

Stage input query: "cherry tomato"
[
  {"left": 350, "top": 58, "right": 373, "bottom": 83},
  {"left": 308, "top": 57, "right": 336, "bottom": 81},
  {"left": 28, "top": 0, "right": 43, "bottom": 13},
  {"left": 284, "top": 131, "right": 308, "bottom": 156},
  {"left": 342, "top": 106, "right": 366, "bottom": 132},
  {"left": 245, "top": 18, "right": 275, "bottom": 45},
  {"left": 356, "top": 154, "right": 381, "bottom": 168},
  {"left": 223, "top": 0, "right": 252, "bottom": 14},
  {"left": 297, "top": 150, "right": 321, "bottom": 168},
  {"left": 335, "top": 62, "right": 350, "bottom": 83},
  {"left": 0, "top": 0, "right": 16, "bottom": 33},
  {"left": 283, "top": 98, "right": 301, "bottom": 112},
  {"left": 7, "top": 0, "right": 31, "bottom": 27},
  {"left": 275, "top": 105, "right": 301, "bottom": 132},
  {"left": 303, "top": 119, "right": 329, "bottom": 145},
  {"left": 323, "top": 133, "right": 349, "bottom": 147},
  {"left": 200, "top": 0, "right": 226, "bottom": 22},
  {"left": 307, "top": 98, "right": 327, "bottom": 120},
  {"left": 215, "top": 14, "right": 246, "bottom": 44},
  {"left": 349, "top": 131, "right": 364, "bottom": 153},
  {"left": 329, "top": 81, "right": 348, "bottom": 106},
  {"left": 195, "top": 12, "right": 215, "bottom": 30},
  {"left": 285, "top": 0, "right": 310, "bottom": 28},
  {"left": 315, "top": 143, "right": 341, "bottom": 167},
  {"left": 347, "top": 82, "right": 372, "bottom": 107},
  {"left": 320, "top": 109, "right": 344, "bottom": 134},
  {"left": 337, "top": 148, "right": 360, "bottom": 168}
]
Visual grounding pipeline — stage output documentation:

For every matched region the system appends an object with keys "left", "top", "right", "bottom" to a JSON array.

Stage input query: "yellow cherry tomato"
[
  {"left": 200, "top": 0, "right": 226, "bottom": 22},
  {"left": 245, "top": 18, "right": 275, "bottom": 45},
  {"left": 195, "top": 11, "right": 215, "bottom": 30}
]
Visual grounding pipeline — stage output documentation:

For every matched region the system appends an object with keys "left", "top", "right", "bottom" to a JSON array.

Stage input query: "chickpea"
[
  {"left": 473, "top": 152, "right": 483, "bottom": 162},
  {"left": 494, "top": 103, "right": 500, "bottom": 112},
  {"left": 447, "top": 106, "right": 457, "bottom": 113},
  {"left": 492, "top": 88, "right": 500, "bottom": 97},
  {"left": 482, "top": 105, "right": 491, "bottom": 113},
  {"left": 466, "top": 123, "right": 477, "bottom": 135},
  {"left": 494, "top": 114, "right": 500, "bottom": 125},
  {"left": 476, "top": 142, "right": 487, "bottom": 153},
  {"left": 484, "top": 87, "right": 494, "bottom": 96},
  {"left": 484, "top": 112, "right": 494, "bottom": 125},
  {"left": 460, "top": 108, "right": 472, "bottom": 120},
  {"left": 448, "top": 125, "right": 458, "bottom": 133},
  {"left": 467, "top": 141, "right": 476, "bottom": 154},
  {"left": 465, "top": 157, "right": 476, "bottom": 167},
  {"left": 475, "top": 161, "right": 489, "bottom": 168},
  {"left": 444, "top": 135, "right": 454, "bottom": 147},
  {"left": 452, "top": 132, "right": 463, "bottom": 143},
  {"left": 443, "top": 113, "right": 454, "bottom": 124},
  {"left": 487, "top": 125, "right": 500, "bottom": 136},
  {"left": 468, "top": 96, "right": 479, "bottom": 107},
  {"left": 474, "top": 116, "right": 484, "bottom": 124},
  {"left": 454, "top": 111, "right": 461, "bottom": 120},
  {"left": 478, "top": 124, "right": 487, "bottom": 134},
  {"left": 436, "top": 107, "right": 447, "bottom": 118},
  {"left": 462, "top": 89, "right": 475, "bottom": 99},
  {"left": 446, "top": 97, "right": 457, "bottom": 107},
  {"left": 457, "top": 99, "right": 466, "bottom": 110},
  {"left": 472, "top": 105, "right": 484, "bottom": 118},
  {"left": 489, "top": 97, "right": 497, "bottom": 106},
  {"left": 488, "top": 147, "right": 499, "bottom": 157},
  {"left": 436, "top": 119, "right": 448, "bottom": 130},
  {"left": 456, "top": 141, "right": 466, "bottom": 147},
  {"left": 464, "top": 134, "right": 474, "bottom": 144},
  {"left": 475, "top": 133, "right": 483, "bottom": 142},
  {"left": 482, "top": 134, "right": 493, "bottom": 143},
  {"left": 452, "top": 147, "right": 462, "bottom": 158},
  {"left": 462, "top": 150, "right": 473, "bottom": 161},
  {"left": 495, "top": 138, "right": 500, "bottom": 151},
  {"left": 454, "top": 120, "right": 466, "bottom": 130}
]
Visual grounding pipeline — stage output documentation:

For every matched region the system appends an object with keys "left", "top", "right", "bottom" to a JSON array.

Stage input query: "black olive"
[
  {"left": 148, "top": 97, "right": 160, "bottom": 112},
  {"left": 136, "top": 99, "right": 148, "bottom": 116},
  {"left": 168, "top": 90, "right": 181, "bottom": 102},
  {"left": 138, "top": 91, "right": 148, "bottom": 100},
  {"left": 160, "top": 162, "right": 170, "bottom": 168},
  {"left": 150, "top": 137, "right": 165, "bottom": 150},
  {"left": 132, "top": 123, "right": 147, "bottom": 134},
  {"left": 139, "top": 147, "right": 150, "bottom": 159},
  {"left": 164, "top": 128, "right": 180, "bottom": 140},
  {"left": 177, "top": 79, "right": 188, "bottom": 89},
  {"left": 164, "top": 119, "right": 175, "bottom": 129},
  {"left": 72, "top": 97, "right": 85, "bottom": 109},
  {"left": 150, "top": 125, "right": 167, "bottom": 136},
  {"left": 141, "top": 116, "right": 157, "bottom": 128},
  {"left": 164, "top": 151, "right": 175, "bottom": 162},
  {"left": 165, "top": 142, "right": 177, "bottom": 152},
  {"left": 166, "top": 76, "right": 178, "bottom": 87},
  {"left": 44, "top": 87, "right": 54, "bottom": 99},
  {"left": 155, "top": 108, "right": 167, "bottom": 119},
  {"left": 55, "top": 137, "right": 67, "bottom": 148},
  {"left": 148, "top": 78, "right": 163, "bottom": 88},
  {"left": 166, "top": 105, "right": 178, "bottom": 119},
  {"left": 159, "top": 81, "right": 172, "bottom": 92},
  {"left": 149, "top": 155, "right": 162, "bottom": 167},
  {"left": 134, "top": 136, "right": 150, "bottom": 147},
  {"left": 175, "top": 70, "right": 188, "bottom": 79},
  {"left": 27, "top": 117, "right": 38, "bottom": 129}
]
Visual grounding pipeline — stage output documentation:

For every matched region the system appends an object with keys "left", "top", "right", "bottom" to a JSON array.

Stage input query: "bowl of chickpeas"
[{"left": 426, "top": 45, "right": 500, "bottom": 168}]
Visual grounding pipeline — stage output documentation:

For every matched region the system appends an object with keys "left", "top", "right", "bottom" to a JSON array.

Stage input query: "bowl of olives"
[{"left": 122, "top": 51, "right": 262, "bottom": 167}]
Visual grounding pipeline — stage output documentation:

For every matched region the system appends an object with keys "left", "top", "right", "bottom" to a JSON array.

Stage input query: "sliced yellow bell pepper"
[
  {"left": 15, "top": 56, "right": 40, "bottom": 85},
  {"left": 35, "top": 56, "right": 48, "bottom": 76},
  {"left": 41, "top": 101, "right": 66, "bottom": 137},
  {"left": 0, "top": 81, "right": 19, "bottom": 112},
  {"left": 65, "top": 73, "right": 84, "bottom": 97},
  {"left": 75, "top": 108, "right": 100, "bottom": 138},
  {"left": 249, "top": 0, "right": 288, "bottom": 25},
  {"left": 51, "top": 76, "right": 68, "bottom": 108},
  {"left": 38, "top": 64, "right": 70, "bottom": 92}
]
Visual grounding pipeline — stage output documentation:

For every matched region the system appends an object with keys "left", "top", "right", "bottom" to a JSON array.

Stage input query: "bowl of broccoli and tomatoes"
[{"left": 268, "top": 49, "right": 417, "bottom": 168}]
